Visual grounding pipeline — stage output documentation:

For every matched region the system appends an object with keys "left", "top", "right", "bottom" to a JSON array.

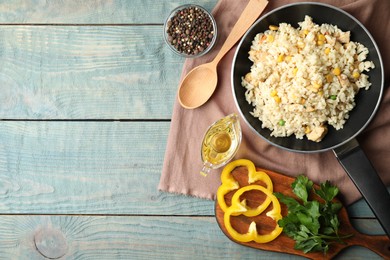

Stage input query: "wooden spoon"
[
  {"left": 215, "top": 166, "right": 390, "bottom": 259},
  {"left": 178, "top": 0, "right": 269, "bottom": 109}
]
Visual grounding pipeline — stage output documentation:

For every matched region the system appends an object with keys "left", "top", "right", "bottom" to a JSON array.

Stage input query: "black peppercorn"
[{"left": 166, "top": 5, "right": 215, "bottom": 56}]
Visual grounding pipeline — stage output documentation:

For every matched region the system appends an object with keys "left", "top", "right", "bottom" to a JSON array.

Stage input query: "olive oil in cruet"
[{"left": 200, "top": 113, "right": 242, "bottom": 176}]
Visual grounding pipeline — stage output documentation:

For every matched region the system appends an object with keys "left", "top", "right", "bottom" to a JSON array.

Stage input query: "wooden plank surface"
[
  {"left": 0, "top": 0, "right": 217, "bottom": 24},
  {"left": 0, "top": 121, "right": 213, "bottom": 215},
  {"left": 0, "top": 216, "right": 384, "bottom": 260},
  {"left": 0, "top": 0, "right": 387, "bottom": 259},
  {"left": 0, "top": 26, "right": 182, "bottom": 119}
]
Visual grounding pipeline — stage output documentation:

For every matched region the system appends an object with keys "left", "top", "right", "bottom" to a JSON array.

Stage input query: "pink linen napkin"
[{"left": 159, "top": 0, "right": 390, "bottom": 205}]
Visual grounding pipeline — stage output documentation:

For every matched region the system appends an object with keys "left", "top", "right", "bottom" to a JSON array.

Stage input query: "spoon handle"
[{"left": 212, "top": 0, "right": 268, "bottom": 64}]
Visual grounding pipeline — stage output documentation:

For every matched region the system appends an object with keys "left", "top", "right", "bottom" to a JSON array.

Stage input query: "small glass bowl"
[{"left": 163, "top": 4, "right": 218, "bottom": 58}]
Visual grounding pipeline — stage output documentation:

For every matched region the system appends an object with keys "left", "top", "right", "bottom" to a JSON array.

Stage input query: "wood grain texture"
[
  {"left": 0, "top": 0, "right": 218, "bottom": 24},
  {"left": 0, "top": 215, "right": 384, "bottom": 260},
  {"left": 0, "top": 0, "right": 387, "bottom": 259},
  {"left": 0, "top": 121, "right": 213, "bottom": 215},
  {"left": 0, "top": 26, "right": 183, "bottom": 119}
]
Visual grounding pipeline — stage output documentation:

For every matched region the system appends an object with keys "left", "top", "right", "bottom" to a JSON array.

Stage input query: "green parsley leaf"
[
  {"left": 274, "top": 192, "right": 302, "bottom": 211},
  {"left": 331, "top": 202, "right": 342, "bottom": 213},
  {"left": 291, "top": 175, "right": 313, "bottom": 203},
  {"left": 304, "top": 201, "right": 321, "bottom": 233},
  {"left": 274, "top": 175, "right": 352, "bottom": 254},
  {"left": 314, "top": 180, "right": 339, "bottom": 202}
]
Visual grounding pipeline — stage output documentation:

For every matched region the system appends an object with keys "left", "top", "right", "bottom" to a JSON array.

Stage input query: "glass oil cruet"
[{"left": 200, "top": 113, "right": 242, "bottom": 176}]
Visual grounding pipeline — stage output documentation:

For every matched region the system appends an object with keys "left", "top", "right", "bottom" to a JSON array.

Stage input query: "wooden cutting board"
[{"left": 215, "top": 166, "right": 390, "bottom": 259}]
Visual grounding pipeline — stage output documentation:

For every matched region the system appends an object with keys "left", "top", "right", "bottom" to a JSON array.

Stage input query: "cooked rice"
[{"left": 242, "top": 16, "right": 374, "bottom": 142}]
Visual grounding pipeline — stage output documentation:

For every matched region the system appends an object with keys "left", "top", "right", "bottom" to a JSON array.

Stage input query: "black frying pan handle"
[{"left": 333, "top": 138, "right": 390, "bottom": 238}]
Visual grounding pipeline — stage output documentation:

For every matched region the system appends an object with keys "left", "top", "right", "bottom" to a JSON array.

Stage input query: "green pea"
[
  {"left": 278, "top": 119, "right": 285, "bottom": 126},
  {"left": 330, "top": 95, "right": 337, "bottom": 100}
]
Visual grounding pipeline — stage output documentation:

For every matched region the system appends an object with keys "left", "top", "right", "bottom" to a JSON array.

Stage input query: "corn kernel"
[
  {"left": 317, "top": 40, "right": 324, "bottom": 46},
  {"left": 293, "top": 67, "right": 298, "bottom": 76},
  {"left": 307, "top": 86, "right": 319, "bottom": 93},
  {"left": 273, "top": 96, "right": 281, "bottom": 103},
  {"left": 352, "top": 70, "right": 360, "bottom": 79},
  {"left": 269, "top": 25, "right": 279, "bottom": 31},
  {"left": 324, "top": 48, "right": 331, "bottom": 55},
  {"left": 277, "top": 54, "right": 284, "bottom": 63},
  {"left": 326, "top": 74, "right": 333, "bottom": 83},
  {"left": 300, "top": 98, "right": 306, "bottom": 105},
  {"left": 313, "top": 82, "right": 322, "bottom": 89},
  {"left": 318, "top": 91, "right": 323, "bottom": 96},
  {"left": 305, "top": 126, "right": 311, "bottom": 134},
  {"left": 270, "top": 89, "right": 277, "bottom": 97},
  {"left": 267, "top": 35, "right": 274, "bottom": 43},
  {"left": 303, "top": 29, "right": 309, "bottom": 35},
  {"left": 285, "top": 55, "right": 292, "bottom": 62},
  {"left": 333, "top": 67, "right": 341, "bottom": 76},
  {"left": 318, "top": 34, "right": 326, "bottom": 42}
]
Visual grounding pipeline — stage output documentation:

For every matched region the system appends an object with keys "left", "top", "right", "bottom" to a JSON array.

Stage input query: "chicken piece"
[
  {"left": 325, "top": 34, "right": 336, "bottom": 46},
  {"left": 244, "top": 72, "right": 252, "bottom": 83},
  {"left": 306, "top": 125, "right": 328, "bottom": 142},
  {"left": 337, "top": 31, "right": 350, "bottom": 44},
  {"left": 337, "top": 74, "right": 350, "bottom": 88}
]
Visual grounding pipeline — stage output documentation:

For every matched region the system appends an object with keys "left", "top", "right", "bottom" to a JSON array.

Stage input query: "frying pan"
[{"left": 231, "top": 2, "right": 390, "bottom": 238}]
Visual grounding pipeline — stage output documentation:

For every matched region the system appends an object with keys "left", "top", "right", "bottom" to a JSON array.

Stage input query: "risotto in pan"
[{"left": 242, "top": 16, "right": 374, "bottom": 142}]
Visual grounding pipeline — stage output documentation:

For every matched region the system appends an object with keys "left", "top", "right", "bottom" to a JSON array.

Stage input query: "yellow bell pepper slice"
[
  {"left": 223, "top": 185, "right": 283, "bottom": 243},
  {"left": 217, "top": 159, "right": 273, "bottom": 216}
]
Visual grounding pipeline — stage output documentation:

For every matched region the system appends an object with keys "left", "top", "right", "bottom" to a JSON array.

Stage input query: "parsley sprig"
[{"left": 274, "top": 175, "right": 353, "bottom": 254}]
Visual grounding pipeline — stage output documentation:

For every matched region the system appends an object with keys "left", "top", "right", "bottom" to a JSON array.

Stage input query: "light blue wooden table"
[{"left": 0, "top": 1, "right": 387, "bottom": 259}]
